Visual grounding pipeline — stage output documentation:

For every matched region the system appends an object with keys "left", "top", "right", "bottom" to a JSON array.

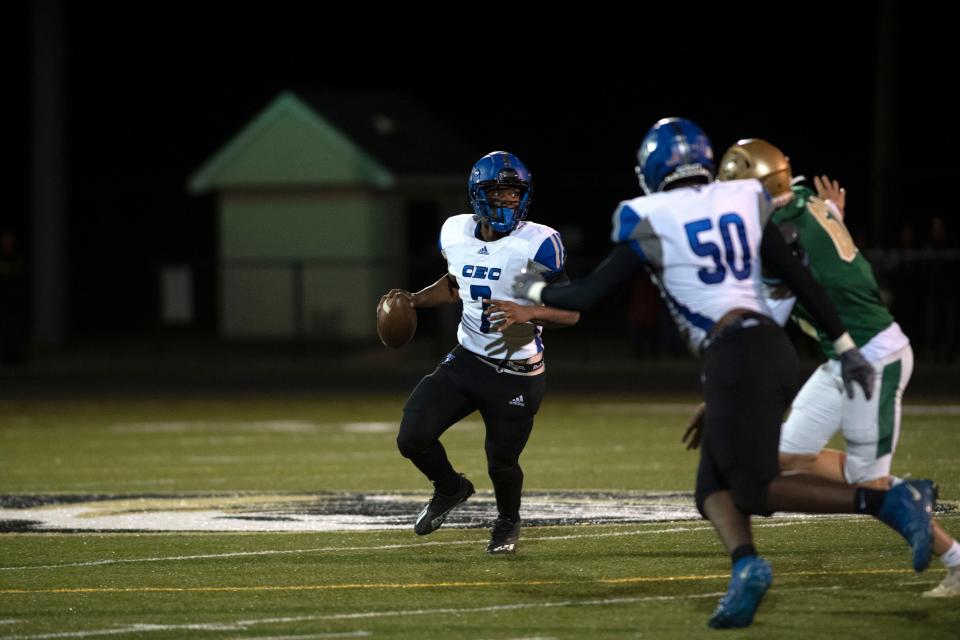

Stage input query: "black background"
[{"left": 6, "top": 2, "right": 956, "bottom": 338}]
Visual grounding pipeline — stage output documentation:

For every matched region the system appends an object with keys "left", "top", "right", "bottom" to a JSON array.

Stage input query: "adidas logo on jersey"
[
  {"left": 477, "top": 246, "right": 489, "bottom": 255},
  {"left": 509, "top": 394, "right": 525, "bottom": 407}
]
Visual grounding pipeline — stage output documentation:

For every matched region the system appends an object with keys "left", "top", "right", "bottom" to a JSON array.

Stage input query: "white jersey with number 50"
[
  {"left": 440, "top": 214, "right": 566, "bottom": 360},
  {"left": 611, "top": 179, "right": 775, "bottom": 354}
]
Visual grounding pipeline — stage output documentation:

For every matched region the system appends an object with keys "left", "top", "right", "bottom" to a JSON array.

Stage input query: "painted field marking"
[
  {"left": 0, "top": 519, "right": 830, "bottom": 571},
  {"left": 902, "top": 405, "right": 960, "bottom": 415},
  {"left": 476, "top": 637, "right": 555, "bottom": 640},
  {"left": 110, "top": 421, "right": 323, "bottom": 434},
  {"left": 0, "top": 567, "right": 926, "bottom": 595},
  {"left": 0, "top": 492, "right": 707, "bottom": 533},
  {"left": 0, "top": 585, "right": 882, "bottom": 640},
  {"left": 109, "top": 420, "right": 481, "bottom": 435},
  {"left": 341, "top": 421, "right": 479, "bottom": 434},
  {"left": 224, "top": 633, "right": 370, "bottom": 640},
  {"left": 577, "top": 403, "right": 960, "bottom": 416},
  {"left": 0, "top": 627, "right": 370, "bottom": 640}
]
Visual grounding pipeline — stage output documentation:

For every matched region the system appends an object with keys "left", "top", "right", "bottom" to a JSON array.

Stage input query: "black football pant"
[
  {"left": 397, "top": 345, "right": 546, "bottom": 522},
  {"left": 695, "top": 323, "right": 799, "bottom": 517}
]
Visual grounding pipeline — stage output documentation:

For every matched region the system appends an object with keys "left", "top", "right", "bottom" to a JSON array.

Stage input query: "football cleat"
[
  {"left": 708, "top": 556, "right": 773, "bottom": 629},
  {"left": 414, "top": 475, "right": 475, "bottom": 536},
  {"left": 486, "top": 516, "right": 520, "bottom": 555},
  {"left": 922, "top": 566, "right": 960, "bottom": 598},
  {"left": 877, "top": 479, "right": 936, "bottom": 572}
]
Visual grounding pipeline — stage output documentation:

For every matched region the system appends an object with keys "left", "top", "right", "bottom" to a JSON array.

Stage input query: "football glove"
[
  {"left": 840, "top": 347, "right": 875, "bottom": 400},
  {"left": 511, "top": 266, "right": 546, "bottom": 303}
]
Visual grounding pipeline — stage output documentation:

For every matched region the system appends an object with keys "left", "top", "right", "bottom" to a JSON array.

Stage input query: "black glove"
[
  {"left": 840, "top": 347, "right": 875, "bottom": 400},
  {"left": 511, "top": 266, "right": 544, "bottom": 302}
]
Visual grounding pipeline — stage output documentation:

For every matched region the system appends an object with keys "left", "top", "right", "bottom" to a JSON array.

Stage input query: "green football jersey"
[{"left": 771, "top": 185, "right": 893, "bottom": 358}]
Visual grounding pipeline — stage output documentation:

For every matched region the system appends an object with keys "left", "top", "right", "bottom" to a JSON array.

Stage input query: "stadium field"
[{"left": 1, "top": 394, "right": 958, "bottom": 638}]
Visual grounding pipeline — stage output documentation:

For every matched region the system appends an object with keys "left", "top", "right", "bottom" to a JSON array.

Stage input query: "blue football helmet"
[
  {"left": 635, "top": 117, "right": 715, "bottom": 195},
  {"left": 468, "top": 151, "right": 533, "bottom": 233}
]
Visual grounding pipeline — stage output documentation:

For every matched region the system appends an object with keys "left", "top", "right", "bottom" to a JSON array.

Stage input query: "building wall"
[{"left": 219, "top": 190, "right": 400, "bottom": 339}]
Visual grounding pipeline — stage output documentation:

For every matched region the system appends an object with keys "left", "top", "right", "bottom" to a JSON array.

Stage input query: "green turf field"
[{"left": 1, "top": 394, "right": 958, "bottom": 638}]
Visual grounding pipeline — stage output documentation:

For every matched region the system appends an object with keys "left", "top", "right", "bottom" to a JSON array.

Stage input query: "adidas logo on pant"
[{"left": 509, "top": 394, "right": 525, "bottom": 407}]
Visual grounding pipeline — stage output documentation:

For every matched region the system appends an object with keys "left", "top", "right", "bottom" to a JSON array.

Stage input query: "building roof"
[
  {"left": 299, "top": 90, "right": 477, "bottom": 176},
  {"left": 189, "top": 91, "right": 476, "bottom": 194}
]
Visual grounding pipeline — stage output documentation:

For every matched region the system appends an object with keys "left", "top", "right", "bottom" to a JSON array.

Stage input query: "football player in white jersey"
[
  {"left": 381, "top": 151, "right": 579, "bottom": 555},
  {"left": 513, "top": 118, "right": 936, "bottom": 628}
]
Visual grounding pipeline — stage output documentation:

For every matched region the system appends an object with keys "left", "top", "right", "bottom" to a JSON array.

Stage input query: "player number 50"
[{"left": 684, "top": 213, "right": 753, "bottom": 284}]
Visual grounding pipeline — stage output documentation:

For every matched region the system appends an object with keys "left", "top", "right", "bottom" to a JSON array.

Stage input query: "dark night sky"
[{"left": 9, "top": 2, "right": 956, "bottom": 334}]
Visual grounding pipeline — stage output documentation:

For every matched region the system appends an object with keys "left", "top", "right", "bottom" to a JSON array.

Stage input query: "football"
[{"left": 376, "top": 292, "right": 417, "bottom": 348}]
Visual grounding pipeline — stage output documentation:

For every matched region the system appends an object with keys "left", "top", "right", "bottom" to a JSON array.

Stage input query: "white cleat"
[{"left": 923, "top": 567, "right": 960, "bottom": 598}]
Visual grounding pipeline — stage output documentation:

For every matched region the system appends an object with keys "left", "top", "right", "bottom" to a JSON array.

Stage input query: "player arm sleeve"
[
  {"left": 540, "top": 244, "right": 644, "bottom": 311},
  {"left": 760, "top": 223, "right": 845, "bottom": 340}
]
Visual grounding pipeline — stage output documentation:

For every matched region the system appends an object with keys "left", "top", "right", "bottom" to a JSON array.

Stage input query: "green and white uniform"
[{"left": 769, "top": 185, "right": 911, "bottom": 483}]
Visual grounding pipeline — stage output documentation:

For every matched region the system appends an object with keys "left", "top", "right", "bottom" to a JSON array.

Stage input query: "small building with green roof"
[{"left": 189, "top": 90, "right": 476, "bottom": 340}]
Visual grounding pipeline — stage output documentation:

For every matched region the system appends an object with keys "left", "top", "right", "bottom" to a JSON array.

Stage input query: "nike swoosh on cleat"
[{"left": 907, "top": 484, "right": 922, "bottom": 501}]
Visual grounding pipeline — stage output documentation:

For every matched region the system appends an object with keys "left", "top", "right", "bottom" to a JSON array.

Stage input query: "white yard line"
[
  {"left": 0, "top": 585, "right": 852, "bottom": 639},
  {"left": 577, "top": 403, "right": 960, "bottom": 416},
  {"left": 0, "top": 594, "right": 722, "bottom": 638},
  {"left": 226, "top": 634, "right": 370, "bottom": 640},
  {"left": 574, "top": 403, "right": 700, "bottom": 414},
  {"left": 902, "top": 405, "right": 960, "bottom": 415},
  {"left": 0, "top": 519, "right": 840, "bottom": 572},
  {"left": 110, "top": 421, "right": 324, "bottom": 434}
]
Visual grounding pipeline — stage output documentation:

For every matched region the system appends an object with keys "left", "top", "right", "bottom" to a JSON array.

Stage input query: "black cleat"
[
  {"left": 486, "top": 517, "right": 520, "bottom": 555},
  {"left": 414, "top": 475, "right": 475, "bottom": 536}
]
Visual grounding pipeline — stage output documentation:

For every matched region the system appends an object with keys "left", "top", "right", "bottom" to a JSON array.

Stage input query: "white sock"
[{"left": 940, "top": 541, "right": 960, "bottom": 568}]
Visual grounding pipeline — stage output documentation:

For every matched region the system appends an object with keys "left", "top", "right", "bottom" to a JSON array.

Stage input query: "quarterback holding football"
[{"left": 379, "top": 151, "right": 579, "bottom": 554}]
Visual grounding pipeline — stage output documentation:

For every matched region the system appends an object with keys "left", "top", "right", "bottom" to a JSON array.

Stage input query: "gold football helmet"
[{"left": 718, "top": 139, "right": 794, "bottom": 205}]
